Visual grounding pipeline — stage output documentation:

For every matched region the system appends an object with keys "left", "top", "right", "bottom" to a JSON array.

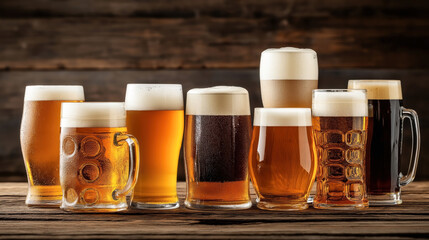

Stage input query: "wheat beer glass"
[
  {"left": 60, "top": 102, "right": 139, "bottom": 212},
  {"left": 20, "top": 85, "right": 84, "bottom": 206},
  {"left": 184, "top": 86, "right": 252, "bottom": 210},
  {"left": 348, "top": 80, "right": 420, "bottom": 205},
  {"left": 312, "top": 89, "right": 369, "bottom": 209},
  {"left": 125, "top": 84, "right": 184, "bottom": 210},
  {"left": 260, "top": 47, "right": 318, "bottom": 108},
  {"left": 249, "top": 108, "right": 317, "bottom": 211}
]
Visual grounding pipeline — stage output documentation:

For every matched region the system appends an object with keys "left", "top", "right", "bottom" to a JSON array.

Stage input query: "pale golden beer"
[
  {"left": 260, "top": 47, "right": 318, "bottom": 108},
  {"left": 312, "top": 90, "right": 369, "bottom": 209},
  {"left": 20, "top": 85, "right": 84, "bottom": 206},
  {"left": 249, "top": 108, "right": 317, "bottom": 210},
  {"left": 60, "top": 102, "right": 139, "bottom": 212},
  {"left": 184, "top": 86, "right": 252, "bottom": 210},
  {"left": 125, "top": 84, "right": 184, "bottom": 209}
]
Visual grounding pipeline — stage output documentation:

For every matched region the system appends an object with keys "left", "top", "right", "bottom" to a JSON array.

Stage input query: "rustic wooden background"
[{"left": 0, "top": 0, "right": 428, "bottom": 181}]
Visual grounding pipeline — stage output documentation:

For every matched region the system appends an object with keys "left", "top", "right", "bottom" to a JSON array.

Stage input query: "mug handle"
[
  {"left": 399, "top": 107, "right": 421, "bottom": 187},
  {"left": 112, "top": 133, "right": 140, "bottom": 200}
]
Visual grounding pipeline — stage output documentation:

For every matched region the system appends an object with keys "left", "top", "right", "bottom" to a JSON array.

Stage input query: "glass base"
[
  {"left": 313, "top": 201, "right": 368, "bottom": 210},
  {"left": 257, "top": 200, "right": 308, "bottom": 211},
  {"left": 368, "top": 192, "right": 402, "bottom": 205},
  {"left": 131, "top": 201, "right": 179, "bottom": 210},
  {"left": 26, "top": 185, "right": 62, "bottom": 207},
  {"left": 60, "top": 202, "right": 128, "bottom": 213},
  {"left": 185, "top": 199, "right": 252, "bottom": 210},
  {"left": 26, "top": 198, "right": 61, "bottom": 207}
]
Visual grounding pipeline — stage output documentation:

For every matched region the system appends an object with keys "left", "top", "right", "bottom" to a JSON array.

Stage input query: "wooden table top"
[{"left": 0, "top": 182, "right": 428, "bottom": 239}]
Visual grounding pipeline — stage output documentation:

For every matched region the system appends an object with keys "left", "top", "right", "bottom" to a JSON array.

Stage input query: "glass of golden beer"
[
  {"left": 20, "top": 85, "right": 84, "bottom": 207},
  {"left": 348, "top": 80, "right": 420, "bottom": 205},
  {"left": 312, "top": 89, "right": 369, "bottom": 210},
  {"left": 260, "top": 47, "right": 318, "bottom": 108},
  {"left": 60, "top": 102, "right": 139, "bottom": 212},
  {"left": 249, "top": 108, "right": 317, "bottom": 210},
  {"left": 125, "top": 84, "right": 184, "bottom": 210},
  {"left": 184, "top": 86, "right": 252, "bottom": 210}
]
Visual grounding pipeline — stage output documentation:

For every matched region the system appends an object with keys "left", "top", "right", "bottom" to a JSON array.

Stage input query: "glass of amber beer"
[
  {"left": 312, "top": 89, "right": 369, "bottom": 209},
  {"left": 125, "top": 84, "right": 184, "bottom": 209},
  {"left": 184, "top": 86, "right": 252, "bottom": 210},
  {"left": 260, "top": 47, "right": 318, "bottom": 108},
  {"left": 20, "top": 85, "right": 84, "bottom": 206},
  {"left": 249, "top": 108, "right": 317, "bottom": 210},
  {"left": 348, "top": 80, "right": 420, "bottom": 205},
  {"left": 60, "top": 102, "right": 139, "bottom": 212}
]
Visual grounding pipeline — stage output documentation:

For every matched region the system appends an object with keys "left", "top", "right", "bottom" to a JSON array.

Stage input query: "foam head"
[
  {"left": 254, "top": 108, "right": 312, "bottom": 126},
  {"left": 24, "top": 85, "right": 84, "bottom": 101},
  {"left": 260, "top": 47, "right": 318, "bottom": 81},
  {"left": 348, "top": 80, "right": 402, "bottom": 100},
  {"left": 186, "top": 86, "right": 250, "bottom": 116},
  {"left": 125, "top": 84, "right": 183, "bottom": 111},
  {"left": 61, "top": 102, "right": 126, "bottom": 128},
  {"left": 312, "top": 90, "right": 368, "bottom": 117}
]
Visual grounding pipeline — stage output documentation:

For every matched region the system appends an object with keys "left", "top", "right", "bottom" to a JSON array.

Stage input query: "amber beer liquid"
[
  {"left": 249, "top": 108, "right": 317, "bottom": 210},
  {"left": 184, "top": 86, "right": 252, "bottom": 210},
  {"left": 125, "top": 84, "right": 184, "bottom": 209},
  {"left": 260, "top": 47, "right": 318, "bottom": 108},
  {"left": 312, "top": 90, "right": 369, "bottom": 209},
  {"left": 20, "top": 85, "right": 84, "bottom": 206}
]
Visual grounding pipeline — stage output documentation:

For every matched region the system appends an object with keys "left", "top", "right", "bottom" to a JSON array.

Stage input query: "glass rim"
[{"left": 313, "top": 89, "right": 367, "bottom": 93}]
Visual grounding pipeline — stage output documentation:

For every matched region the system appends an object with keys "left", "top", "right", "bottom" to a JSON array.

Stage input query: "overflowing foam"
[
  {"left": 61, "top": 102, "right": 126, "bottom": 128},
  {"left": 348, "top": 80, "right": 402, "bottom": 100},
  {"left": 24, "top": 85, "right": 84, "bottom": 101},
  {"left": 260, "top": 47, "right": 318, "bottom": 81},
  {"left": 125, "top": 84, "right": 183, "bottom": 111},
  {"left": 186, "top": 86, "right": 250, "bottom": 116},
  {"left": 254, "top": 108, "right": 312, "bottom": 126},
  {"left": 312, "top": 90, "right": 368, "bottom": 117}
]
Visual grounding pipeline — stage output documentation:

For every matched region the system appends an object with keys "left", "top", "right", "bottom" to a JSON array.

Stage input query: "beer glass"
[
  {"left": 312, "top": 89, "right": 369, "bottom": 209},
  {"left": 20, "top": 85, "right": 84, "bottom": 206},
  {"left": 60, "top": 102, "right": 139, "bottom": 212},
  {"left": 184, "top": 86, "right": 252, "bottom": 210},
  {"left": 260, "top": 47, "right": 318, "bottom": 108},
  {"left": 249, "top": 108, "right": 317, "bottom": 210},
  {"left": 348, "top": 80, "right": 420, "bottom": 205},
  {"left": 125, "top": 84, "right": 184, "bottom": 209}
]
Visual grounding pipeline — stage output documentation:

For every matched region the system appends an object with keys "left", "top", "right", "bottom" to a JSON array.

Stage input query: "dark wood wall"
[{"left": 0, "top": 0, "right": 428, "bottom": 181}]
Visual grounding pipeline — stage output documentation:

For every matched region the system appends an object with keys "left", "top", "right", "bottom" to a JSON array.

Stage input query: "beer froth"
[
  {"left": 125, "top": 84, "right": 183, "bottom": 110},
  {"left": 24, "top": 85, "right": 84, "bottom": 101},
  {"left": 61, "top": 102, "right": 126, "bottom": 128},
  {"left": 348, "top": 80, "right": 402, "bottom": 100},
  {"left": 312, "top": 90, "right": 368, "bottom": 117},
  {"left": 253, "top": 108, "right": 312, "bottom": 126},
  {"left": 186, "top": 86, "right": 250, "bottom": 116}
]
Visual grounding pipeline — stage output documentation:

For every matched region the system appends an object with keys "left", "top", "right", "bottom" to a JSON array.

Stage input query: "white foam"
[
  {"left": 312, "top": 90, "right": 368, "bottom": 117},
  {"left": 186, "top": 86, "right": 250, "bottom": 116},
  {"left": 348, "top": 80, "right": 402, "bottom": 100},
  {"left": 260, "top": 47, "right": 318, "bottom": 81},
  {"left": 24, "top": 85, "right": 84, "bottom": 101},
  {"left": 61, "top": 102, "right": 126, "bottom": 128},
  {"left": 125, "top": 84, "right": 183, "bottom": 111},
  {"left": 254, "top": 108, "right": 312, "bottom": 126}
]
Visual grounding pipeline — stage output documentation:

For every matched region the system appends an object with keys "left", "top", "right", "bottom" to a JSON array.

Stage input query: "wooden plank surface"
[
  {"left": 0, "top": 0, "right": 428, "bottom": 69},
  {"left": 0, "top": 182, "right": 428, "bottom": 239}
]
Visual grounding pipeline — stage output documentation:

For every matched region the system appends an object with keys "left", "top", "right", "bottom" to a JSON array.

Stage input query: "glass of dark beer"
[
  {"left": 348, "top": 80, "right": 420, "bottom": 205},
  {"left": 184, "top": 86, "right": 252, "bottom": 210},
  {"left": 312, "top": 89, "right": 369, "bottom": 210}
]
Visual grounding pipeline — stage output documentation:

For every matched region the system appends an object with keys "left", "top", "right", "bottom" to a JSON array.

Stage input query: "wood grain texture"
[
  {"left": 1, "top": 68, "right": 428, "bottom": 181},
  {"left": 0, "top": 182, "right": 428, "bottom": 239},
  {"left": 0, "top": 0, "right": 428, "bottom": 69}
]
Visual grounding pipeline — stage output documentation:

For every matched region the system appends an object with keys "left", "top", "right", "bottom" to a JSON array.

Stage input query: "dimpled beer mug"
[
  {"left": 249, "top": 108, "right": 317, "bottom": 210},
  {"left": 184, "top": 86, "right": 252, "bottom": 210},
  {"left": 20, "top": 85, "right": 84, "bottom": 206},
  {"left": 60, "top": 102, "right": 139, "bottom": 212},
  {"left": 312, "top": 89, "right": 369, "bottom": 209},
  {"left": 125, "top": 84, "right": 184, "bottom": 209},
  {"left": 348, "top": 80, "right": 420, "bottom": 205}
]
